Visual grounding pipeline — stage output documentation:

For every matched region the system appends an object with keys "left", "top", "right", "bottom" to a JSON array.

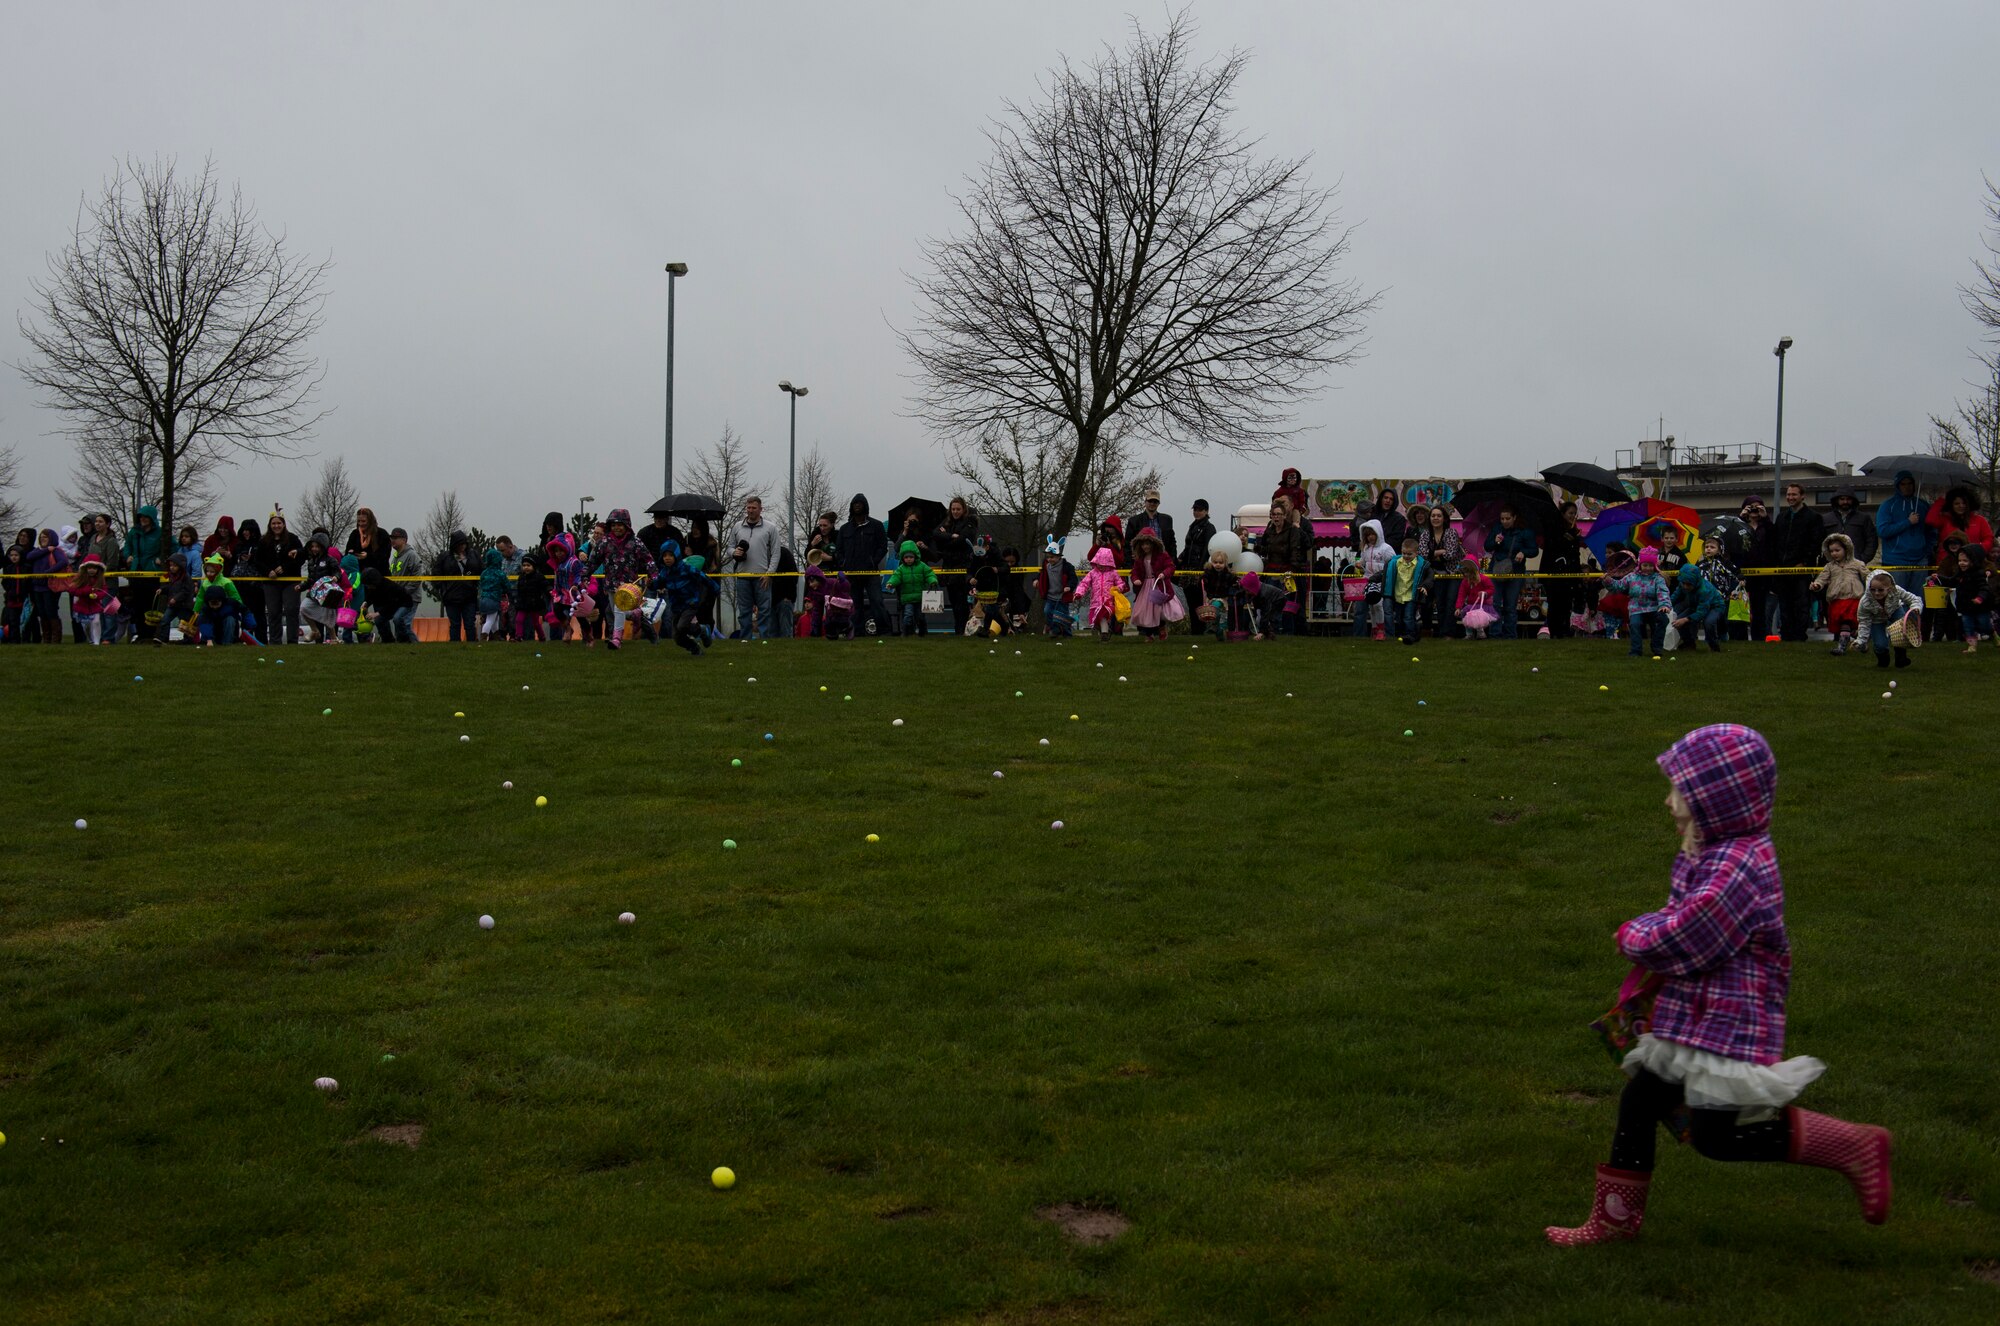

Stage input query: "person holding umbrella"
[
  {"left": 1874, "top": 471, "right": 1932, "bottom": 595},
  {"left": 1485, "top": 505, "right": 1540, "bottom": 640},
  {"left": 1542, "top": 501, "right": 1586, "bottom": 639}
]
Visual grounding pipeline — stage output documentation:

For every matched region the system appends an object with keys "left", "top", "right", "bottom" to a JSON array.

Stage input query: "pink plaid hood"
[{"left": 1658, "top": 724, "right": 1774, "bottom": 841}]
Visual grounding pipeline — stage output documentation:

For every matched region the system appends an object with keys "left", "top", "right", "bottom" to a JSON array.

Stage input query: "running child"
[
  {"left": 884, "top": 539, "right": 939, "bottom": 637},
  {"left": 1074, "top": 546, "right": 1126, "bottom": 640},
  {"left": 1456, "top": 557, "right": 1496, "bottom": 638},
  {"left": 1548, "top": 724, "right": 1892, "bottom": 1245},
  {"left": 1606, "top": 547, "right": 1672, "bottom": 657},
  {"left": 1035, "top": 540, "right": 1078, "bottom": 637},
  {"left": 1809, "top": 532, "right": 1867, "bottom": 656}
]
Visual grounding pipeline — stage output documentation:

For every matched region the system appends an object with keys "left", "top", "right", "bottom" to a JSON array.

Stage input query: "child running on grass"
[
  {"left": 1035, "top": 540, "right": 1078, "bottom": 638},
  {"left": 1809, "top": 533, "right": 1867, "bottom": 656},
  {"left": 1548, "top": 724, "right": 1892, "bottom": 1246},
  {"left": 1200, "top": 549, "right": 1236, "bottom": 641},
  {"left": 1075, "top": 546, "right": 1126, "bottom": 640},
  {"left": 1856, "top": 570, "right": 1922, "bottom": 669}
]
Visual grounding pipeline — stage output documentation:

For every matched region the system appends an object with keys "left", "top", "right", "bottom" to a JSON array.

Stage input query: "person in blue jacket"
[
  {"left": 1485, "top": 505, "right": 1540, "bottom": 640},
  {"left": 1875, "top": 470, "right": 1932, "bottom": 595},
  {"left": 1669, "top": 562, "right": 1727, "bottom": 653},
  {"left": 656, "top": 545, "right": 715, "bottom": 656}
]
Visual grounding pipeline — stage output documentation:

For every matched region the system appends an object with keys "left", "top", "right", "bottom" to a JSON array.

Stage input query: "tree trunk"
[
  {"left": 1052, "top": 422, "right": 1099, "bottom": 538},
  {"left": 158, "top": 421, "right": 177, "bottom": 548}
]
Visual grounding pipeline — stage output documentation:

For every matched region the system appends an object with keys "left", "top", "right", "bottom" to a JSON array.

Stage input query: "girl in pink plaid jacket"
[{"left": 1548, "top": 724, "right": 1893, "bottom": 1246}]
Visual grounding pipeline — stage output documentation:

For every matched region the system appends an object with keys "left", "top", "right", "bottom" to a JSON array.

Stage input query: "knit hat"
[{"left": 1638, "top": 548, "right": 1660, "bottom": 566}]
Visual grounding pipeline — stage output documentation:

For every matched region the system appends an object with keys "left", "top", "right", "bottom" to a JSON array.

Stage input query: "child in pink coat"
[
  {"left": 1074, "top": 547, "right": 1126, "bottom": 639},
  {"left": 1547, "top": 724, "right": 1893, "bottom": 1246}
]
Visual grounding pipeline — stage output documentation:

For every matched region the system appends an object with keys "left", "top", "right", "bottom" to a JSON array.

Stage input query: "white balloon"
[
  {"left": 1208, "top": 530, "right": 1243, "bottom": 561},
  {"left": 1232, "top": 551, "right": 1263, "bottom": 575}
]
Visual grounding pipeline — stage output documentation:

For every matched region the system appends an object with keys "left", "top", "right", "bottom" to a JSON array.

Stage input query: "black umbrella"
[
  {"left": 651, "top": 492, "right": 725, "bottom": 520},
  {"left": 1859, "top": 454, "right": 1979, "bottom": 491},
  {"left": 1452, "top": 477, "right": 1562, "bottom": 530},
  {"left": 1702, "top": 513, "right": 1750, "bottom": 566},
  {"left": 886, "top": 496, "right": 948, "bottom": 538},
  {"left": 1540, "top": 462, "right": 1631, "bottom": 505}
]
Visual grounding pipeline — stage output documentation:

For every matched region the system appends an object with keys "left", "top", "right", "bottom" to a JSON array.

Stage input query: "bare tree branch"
[
  {"left": 0, "top": 445, "right": 26, "bottom": 533},
  {"left": 903, "top": 11, "right": 1374, "bottom": 532},
  {"left": 14, "top": 156, "right": 330, "bottom": 539},
  {"left": 787, "top": 445, "right": 836, "bottom": 553},
  {"left": 295, "top": 454, "right": 359, "bottom": 542},
  {"left": 1963, "top": 175, "right": 2000, "bottom": 348},
  {"left": 1930, "top": 352, "right": 2000, "bottom": 508},
  {"left": 56, "top": 418, "right": 221, "bottom": 532},
  {"left": 685, "top": 424, "right": 757, "bottom": 522}
]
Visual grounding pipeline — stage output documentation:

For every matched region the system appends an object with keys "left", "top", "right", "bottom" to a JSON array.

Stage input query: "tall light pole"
[
  {"left": 1770, "top": 336, "right": 1793, "bottom": 508},
  {"left": 663, "top": 263, "right": 688, "bottom": 496},
  {"left": 778, "top": 380, "right": 808, "bottom": 550},
  {"left": 578, "top": 495, "right": 595, "bottom": 537}
]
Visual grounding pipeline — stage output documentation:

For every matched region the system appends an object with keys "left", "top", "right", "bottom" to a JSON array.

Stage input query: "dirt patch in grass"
[
  {"left": 1945, "top": 1190, "right": 1977, "bottom": 1209},
  {"left": 368, "top": 1123, "right": 424, "bottom": 1149},
  {"left": 1112, "top": 1061, "right": 1151, "bottom": 1078},
  {"left": 1037, "top": 1203, "right": 1130, "bottom": 1245},
  {"left": 821, "top": 1155, "right": 874, "bottom": 1177},
  {"left": 1967, "top": 1258, "right": 2000, "bottom": 1286},
  {"left": 878, "top": 1204, "right": 934, "bottom": 1221}
]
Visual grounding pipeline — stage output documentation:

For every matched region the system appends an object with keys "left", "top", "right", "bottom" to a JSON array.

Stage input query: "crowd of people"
[{"left": 4, "top": 468, "right": 1992, "bottom": 668}]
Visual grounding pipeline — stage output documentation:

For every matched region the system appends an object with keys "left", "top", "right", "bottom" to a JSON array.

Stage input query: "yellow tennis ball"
[{"left": 711, "top": 1166, "right": 736, "bottom": 1190}]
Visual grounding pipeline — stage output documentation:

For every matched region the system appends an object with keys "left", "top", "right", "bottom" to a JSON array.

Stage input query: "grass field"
[{"left": 1, "top": 635, "right": 1995, "bottom": 1324}]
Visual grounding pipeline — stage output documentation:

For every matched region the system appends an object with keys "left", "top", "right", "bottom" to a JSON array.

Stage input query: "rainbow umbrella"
[{"left": 1584, "top": 499, "right": 1703, "bottom": 564}]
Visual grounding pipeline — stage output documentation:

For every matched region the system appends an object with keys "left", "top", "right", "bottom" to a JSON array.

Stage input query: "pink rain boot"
[
  {"left": 1546, "top": 1165, "right": 1650, "bottom": 1246},
  {"left": 1787, "top": 1107, "right": 1892, "bottom": 1224}
]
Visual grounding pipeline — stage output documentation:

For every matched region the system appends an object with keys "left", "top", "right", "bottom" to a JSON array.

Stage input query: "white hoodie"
[{"left": 1359, "top": 519, "right": 1394, "bottom": 580}]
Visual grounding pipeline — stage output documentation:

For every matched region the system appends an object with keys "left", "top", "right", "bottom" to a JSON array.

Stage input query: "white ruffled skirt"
[{"left": 1623, "top": 1033, "right": 1826, "bottom": 1112}]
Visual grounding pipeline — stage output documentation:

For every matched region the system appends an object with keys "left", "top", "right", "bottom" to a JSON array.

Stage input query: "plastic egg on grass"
[
  {"left": 1069, "top": 714, "right": 1079, "bottom": 721},
  {"left": 618, "top": 912, "right": 636, "bottom": 925},
  {"left": 1096, "top": 662, "right": 1104, "bottom": 668},
  {"left": 459, "top": 735, "right": 470, "bottom": 743},
  {"left": 1532, "top": 667, "right": 1540, "bottom": 673},
  {"left": 1014, "top": 690, "right": 1024, "bottom": 697},
  {"left": 1599, "top": 685, "right": 1609, "bottom": 691},
  {"left": 502, "top": 780, "right": 513, "bottom": 790},
  {"left": 522, "top": 685, "right": 530, "bottom": 691},
  {"left": 134, "top": 675, "right": 143, "bottom": 682},
  {"left": 1403, "top": 729, "right": 1414, "bottom": 737},
  {"left": 731, "top": 758, "right": 743, "bottom": 768},
  {"left": 322, "top": 708, "right": 333, "bottom": 716},
  {"left": 865, "top": 833, "right": 880, "bottom": 843},
  {"left": 1051, "top": 820, "right": 1065, "bottom": 830},
  {"left": 1889, "top": 680, "right": 1898, "bottom": 690},
  {"left": 844, "top": 694, "right": 852, "bottom": 701},
  {"left": 747, "top": 677, "right": 757, "bottom": 684},
  {"left": 722, "top": 838, "right": 738, "bottom": 850},
  {"left": 1882, "top": 691, "right": 1893, "bottom": 700},
  {"left": 535, "top": 796, "right": 548, "bottom": 807},
  {"left": 764, "top": 733, "right": 774, "bottom": 742},
  {"left": 74, "top": 818, "right": 87, "bottom": 831},
  {"left": 1118, "top": 675, "right": 1128, "bottom": 682},
  {"left": 454, "top": 711, "right": 466, "bottom": 718},
  {"left": 478, "top": 915, "right": 495, "bottom": 930},
  {"left": 314, "top": 1077, "right": 339, "bottom": 1093},
  {"left": 820, "top": 685, "right": 828, "bottom": 692},
  {"left": 1039, "top": 738, "right": 1050, "bottom": 747},
  {"left": 712, "top": 1166, "right": 736, "bottom": 1190},
  {"left": 892, "top": 718, "right": 904, "bottom": 727},
  {"left": 992, "top": 770, "right": 1004, "bottom": 779}
]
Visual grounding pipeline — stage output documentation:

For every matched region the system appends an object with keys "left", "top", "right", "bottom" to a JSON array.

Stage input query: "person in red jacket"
[{"left": 1924, "top": 486, "right": 1993, "bottom": 569}]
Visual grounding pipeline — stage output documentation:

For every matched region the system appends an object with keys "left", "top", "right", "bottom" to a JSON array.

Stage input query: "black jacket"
[
  {"left": 1354, "top": 504, "right": 1407, "bottom": 553},
  {"left": 1179, "top": 517, "right": 1215, "bottom": 568},
  {"left": 431, "top": 545, "right": 479, "bottom": 607},
  {"left": 1821, "top": 494, "right": 1879, "bottom": 563},
  {"left": 934, "top": 513, "right": 979, "bottom": 569},
  {"left": 1543, "top": 522, "right": 1585, "bottom": 572},
  {"left": 835, "top": 495, "right": 889, "bottom": 573},
  {"left": 254, "top": 532, "right": 305, "bottom": 580},
  {"left": 1772, "top": 505, "right": 1823, "bottom": 568},
  {"left": 1128, "top": 509, "right": 1176, "bottom": 555},
  {"left": 639, "top": 521, "right": 682, "bottom": 559}
]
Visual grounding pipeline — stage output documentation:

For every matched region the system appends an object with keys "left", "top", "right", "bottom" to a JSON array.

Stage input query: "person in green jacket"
[
  {"left": 197, "top": 552, "right": 244, "bottom": 646},
  {"left": 121, "top": 504, "right": 165, "bottom": 642},
  {"left": 883, "top": 540, "right": 938, "bottom": 637}
]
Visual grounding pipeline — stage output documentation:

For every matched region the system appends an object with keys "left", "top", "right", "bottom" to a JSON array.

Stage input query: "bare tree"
[
  {"left": 57, "top": 419, "right": 220, "bottom": 533},
  {"left": 1962, "top": 175, "right": 2000, "bottom": 347},
  {"left": 1929, "top": 352, "right": 2000, "bottom": 507},
  {"left": 1071, "top": 427, "right": 1166, "bottom": 534},
  {"left": 15, "top": 157, "right": 330, "bottom": 540},
  {"left": 947, "top": 417, "right": 1166, "bottom": 552},
  {"left": 786, "top": 445, "right": 836, "bottom": 552},
  {"left": 415, "top": 489, "right": 467, "bottom": 604},
  {"left": 0, "top": 445, "right": 25, "bottom": 532},
  {"left": 685, "top": 424, "right": 757, "bottom": 522},
  {"left": 295, "top": 454, "right": 359, "bottom": 541},
  {"left": 904, "top": 12, "right": 1374, "bottom": 534}
]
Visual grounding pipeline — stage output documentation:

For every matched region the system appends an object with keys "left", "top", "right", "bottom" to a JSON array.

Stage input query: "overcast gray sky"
[{"left": 4, "top": 0, "right": 1997, "bottom": 537}]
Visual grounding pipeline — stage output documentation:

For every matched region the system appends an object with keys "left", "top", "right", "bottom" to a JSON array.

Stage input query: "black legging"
[
  {"left": 1610, "top": 1068, "right": 1790, "bottom": 1173},
  {"left": 942, "top": 573, "right": 970, "bottom": 635}
]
